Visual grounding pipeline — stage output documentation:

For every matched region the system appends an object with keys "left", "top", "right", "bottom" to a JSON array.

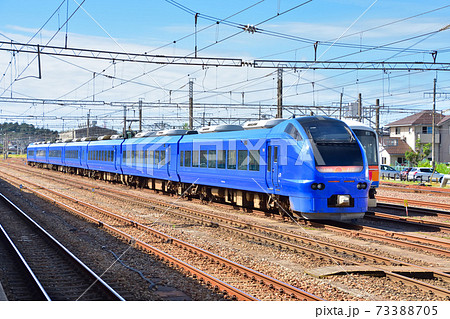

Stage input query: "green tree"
[{"left": 405, "top": 138, "right": 431, "bottom": 166}]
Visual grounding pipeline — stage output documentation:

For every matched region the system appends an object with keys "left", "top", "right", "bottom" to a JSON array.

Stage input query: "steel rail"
[
  {"left": 377, "top": 196, "right": 450, "bottom": 213},
  {"left": 311, "top": 220, "right": 450, "bottom": 256},
  {"left": 4, "top": 163, "right": 450, "bottom": 260},
  {"left": 0, "top": 173, "right": 321, "bottom": 301},
  {"left": 0, "top": 176, "right": 258, "bottom": 301},
  {"left": 366, "top": 212, "right": 450, "bottom": 233},
  {"left": 4, "top": 165, "right": 450, "bottom": 266},
  {"left": 0, "top": 224, "right": 50, "bottom": 301},
  {"left": 1, "top": 165, "right": 400, "bottom": 266},
  {"left": 0, "top": 192, "right": 125, "bottom": 301},
  {"left": 4, "top": 166, "right": 450, "bottom": 298},
  {"left": 17, "top": 164, "right": 450, "bottom": 260}
]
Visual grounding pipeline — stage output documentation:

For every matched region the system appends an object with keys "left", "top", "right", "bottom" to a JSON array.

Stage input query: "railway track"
[
  {"left": 375, "top": 202, "right": 450, "bottom": 219},
  {"left": 365, "top": 211, "right": 450, "bottom": 234},
  {"left": 380, "top": 182, "right": 450, "bottom": 196},
  {"left": 0, "top": 191, "right": 124, "bottom": 301},
  {"left": 0, "top": 169, "right": 321, "bottom": 301},
  {"left": 0, "top": 223, "right": 49, "bottom": 300},
  {"left": 377, "top": 195, "right": 450, "bottom": 213},
  {"left": 2, "top": 164, "right": 450, "bottom": 299}
]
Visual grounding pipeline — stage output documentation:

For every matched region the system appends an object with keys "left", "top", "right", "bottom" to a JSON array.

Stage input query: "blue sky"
[{"left": 0, "top": 0, "right": 449, "bottom": 131}]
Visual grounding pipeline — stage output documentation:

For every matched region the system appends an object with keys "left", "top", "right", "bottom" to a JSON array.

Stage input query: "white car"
[
  {"left": 380, "top": 165, "right": 400, "bottom": 179},
  {"left": 407, "top": 167, "right": 444, "bottom": 182}
]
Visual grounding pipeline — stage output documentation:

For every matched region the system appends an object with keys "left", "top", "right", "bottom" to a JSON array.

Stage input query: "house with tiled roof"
[
  {"left": 379, "top": 136, "right": 412, "bottom": 166},
  {"left": 382, "top": 110, "right": 450, "bottom": 165}
]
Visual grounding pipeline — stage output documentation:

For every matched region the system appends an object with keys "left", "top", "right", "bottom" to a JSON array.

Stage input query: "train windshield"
[
  {"left": 297, "top": 118, "right": 363, "bottom": 169},
  {"left": 352, "top": 129, "right": 378, "bottom": 166}
]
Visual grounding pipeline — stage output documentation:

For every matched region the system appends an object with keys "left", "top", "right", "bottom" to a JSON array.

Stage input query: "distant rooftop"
[{"left": 386, "top": 110, "right": 446, "bottom": 127}]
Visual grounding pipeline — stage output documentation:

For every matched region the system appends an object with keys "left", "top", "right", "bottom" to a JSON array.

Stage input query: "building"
[
  {"left": 58, "top": 125, "right": 118, "bottom": 140},
  {"left": 381, "top": 110, "right": 450, "bottom": 166},
  {"left": 379, "top": 136, "right": 412, "bottom": 166}
]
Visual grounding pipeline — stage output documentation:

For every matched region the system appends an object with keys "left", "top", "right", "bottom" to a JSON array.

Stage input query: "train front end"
[{"left": 287, "top": 117, "right": 370, "bottom": 221}]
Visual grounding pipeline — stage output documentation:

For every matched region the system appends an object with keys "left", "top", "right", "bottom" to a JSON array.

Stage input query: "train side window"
[
  {"left": 161, "top": 150, "right": 166, "bottom": 166},
  {"left": 167, "top": 147, "right": 171, "bottom": 164},
  {"left": 185, "top": 150, "right": 191, "bottom": 167},
  {"left": 200, "top": 150, "right": 207, "bottom": 168},
  {"left": 238, "top": 150, "right": 248, "bottom": 170},
  {"left": 149, "top": 150, "right": 154, "bottom": 166},
  {"left": 192, "top": 150, "right": 199, "bottom": 167},
  {"left": 180, "top": 151, "right": 184, "bottom": 166},
  {"left": 208, "top": 150, "right": 216, "bottom": 168},
  {"left": 249, "top": 150, "right": 260, "bottom": 171},
  {"left": 155, "top": 151, "right": 160, "bottom": 167},
  {"left": 284, "top": 123, "right": 302, "bottom": 141},
  {"left": 218, "top": 150, "right": 226, "bottom": 169},
  {"left": 267, "top": 146, "right": 272, "bottom": 172},
  {"left": 122, "top": 151, "right": 126, "bottom": 163},
  {"left": 227, "top": 150, "right": 236, "bottom": 169}
]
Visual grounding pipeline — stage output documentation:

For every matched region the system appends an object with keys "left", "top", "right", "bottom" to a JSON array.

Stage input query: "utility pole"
[
  {"left": 123, "top": 106, "right": 127, "bottom": 137},
  {"left": 139, "top": 99, "right": 143, "bottom": 132},
  {"left": 339, "top": 90, "right": 343, "bottom": 120},
  {"left": 357, "top": 93, "right": 362, "bottom": 122},
  {"left": 276, "top": 68, "right": 283, "bottom": 118},
  {"left": 189, "top": 79, "right": 194, "bottom": 130},
  {"left": 87, "top": 110, "right": 90, "bottom": 137},
  {"left": 375, "top": 99, "right": 380, "bottom": 134},
  {"left": 432, "top": 78, "right": 437, "bottom": 170}
]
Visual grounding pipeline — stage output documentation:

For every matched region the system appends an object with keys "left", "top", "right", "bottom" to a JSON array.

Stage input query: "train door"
[
  {"left": 113, "top": 146, "right": 118, "bottom": 171},
  {"left": 166, "top": 145, "right": 171, "bottom": 178},
  {"left": 266, "top": 142, "right": 280, "bottom": 190}
]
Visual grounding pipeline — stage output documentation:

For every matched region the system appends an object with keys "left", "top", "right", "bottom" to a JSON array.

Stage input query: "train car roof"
[
  {"left": 86, "top": 139, "right": 124, "bottom": 146},
  {"left": 64, "top": 141, "right": 90, "bottom": 147},
  {"left": 122, "top": 134, "right": 180, "bottom": 145},
  {"left": 342, "top": 119, "right": 376, "bottom": 132},
  {"left": 181, "top": 126, "right": 272, "bottom": 142}
]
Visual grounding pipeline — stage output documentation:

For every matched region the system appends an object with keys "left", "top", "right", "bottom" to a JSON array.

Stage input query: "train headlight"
[
  {"left": 311, "top": 183, "right": 325, "bottom": 190},
  {"left": 337, "top": 195, "right": 351, "bottom": 206},
  {"left": 356, "top": 182, "right": 367, "bottom": 190}
]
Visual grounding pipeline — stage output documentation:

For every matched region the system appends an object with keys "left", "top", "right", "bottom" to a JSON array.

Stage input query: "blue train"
[{"left": 27, "top": 116, "right": 370, "bottom": 220}]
